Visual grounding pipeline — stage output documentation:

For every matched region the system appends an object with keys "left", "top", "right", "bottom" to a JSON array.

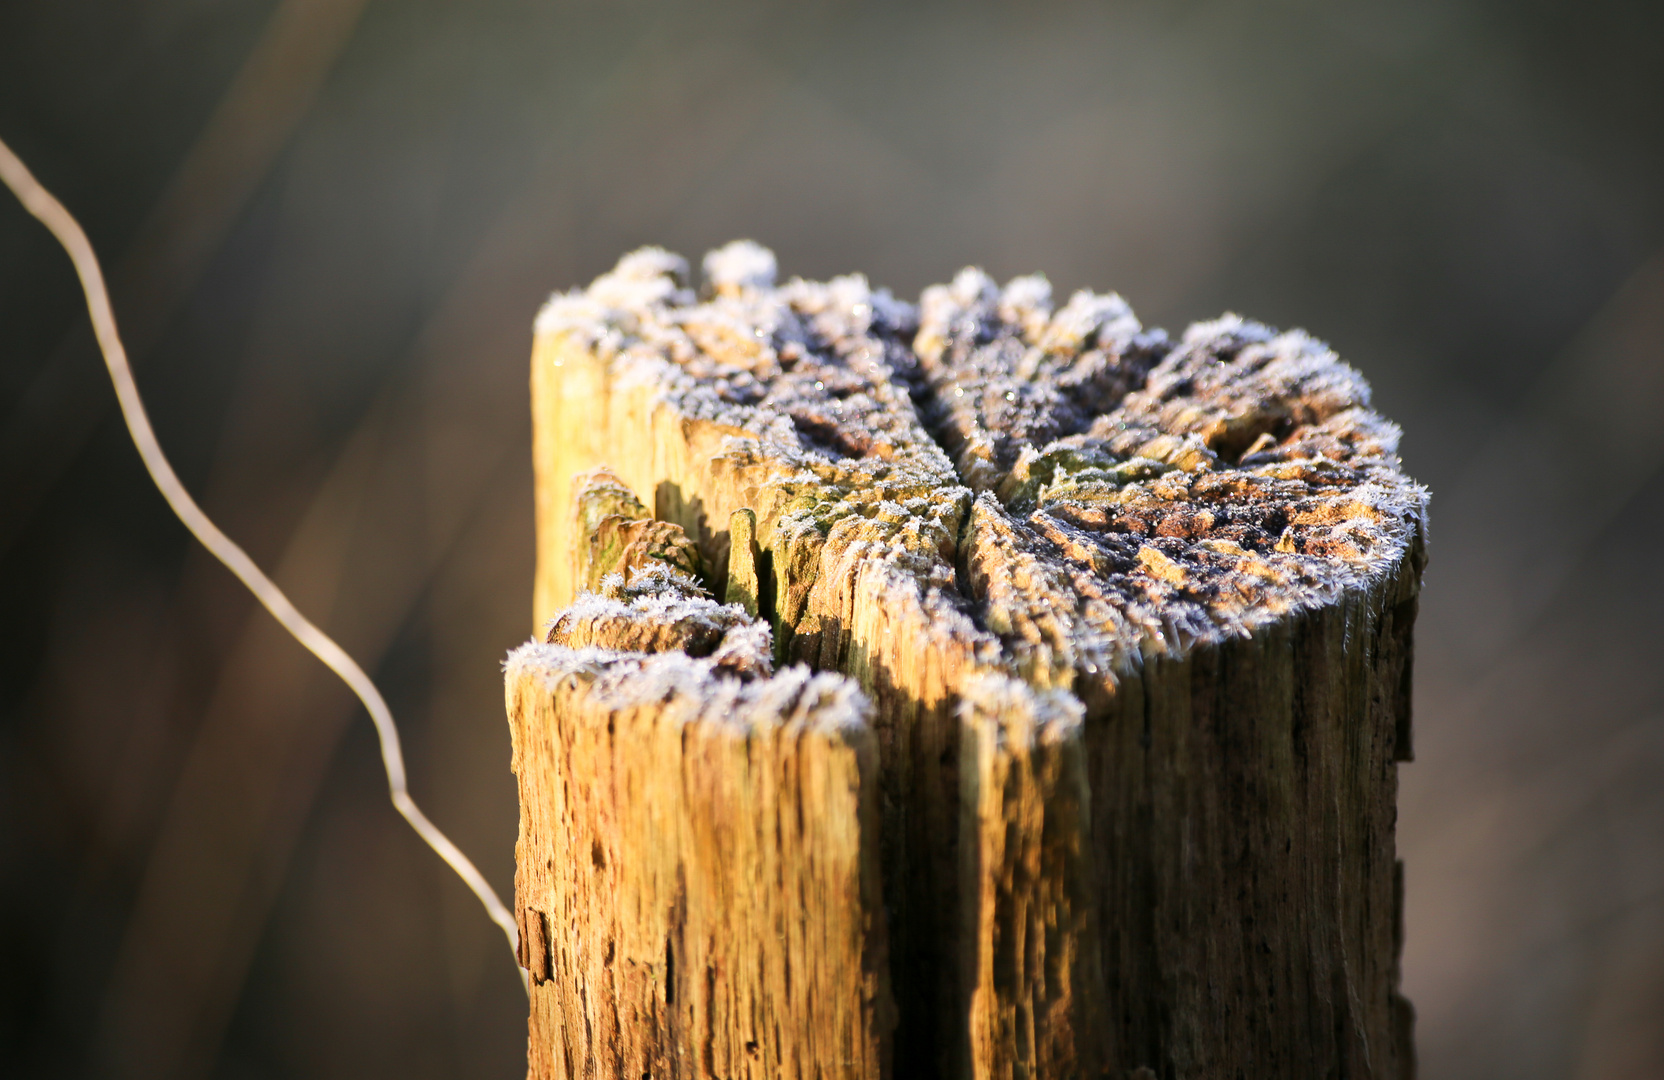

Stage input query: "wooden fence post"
[{"left": 508, "top": 243, "right": 1426, "bottom": 1079}]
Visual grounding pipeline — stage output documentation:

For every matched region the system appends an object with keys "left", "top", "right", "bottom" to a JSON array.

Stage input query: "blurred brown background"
[{"left": 2, "top": 1, "right": 1661, "bottom": 1077}]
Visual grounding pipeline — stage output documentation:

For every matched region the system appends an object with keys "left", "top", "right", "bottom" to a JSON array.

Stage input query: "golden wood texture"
[
  {"left": 506, "top": 647, "right": 891, "bottom": 1080},
  {"left": 516, "top": 242, "right": 1427, "bottom": 1079}
]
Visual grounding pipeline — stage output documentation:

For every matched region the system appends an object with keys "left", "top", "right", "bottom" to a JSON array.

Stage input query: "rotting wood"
[{"left": 514, "top": 241, "right": 1427, "bottom": 1079}]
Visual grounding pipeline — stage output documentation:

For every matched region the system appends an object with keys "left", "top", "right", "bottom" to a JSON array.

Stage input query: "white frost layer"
[
  {"left": 504, "top": 642, "right": 871, "bottom": 735},
  {"left": 918, "top": 265, "right": 1144, "bottom": 360},
  {"left": 532, "top": 242, "right": 1427, "bottom": 671},
  {"left": 702, "top": 239, "right": 777, "bottom": 294}
]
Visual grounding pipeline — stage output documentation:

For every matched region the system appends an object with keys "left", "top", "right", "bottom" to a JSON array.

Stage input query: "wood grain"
[{"left": 506, "top": 647, "right": 891, "bottom": 1080}]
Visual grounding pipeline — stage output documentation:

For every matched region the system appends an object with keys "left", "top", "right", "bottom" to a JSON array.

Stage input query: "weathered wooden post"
[{"left": 506, "top": 243, "right": 1425, "bottom": 1079}]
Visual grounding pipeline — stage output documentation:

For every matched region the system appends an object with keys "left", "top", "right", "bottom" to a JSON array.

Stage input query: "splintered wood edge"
[
  {"left": 515, "top": 480, "right": 894, "bottom": 1076},
  {"left": 547, "top": 472, "right": 774, "bottom": 675},
  {"left": 504, "top": 645, "right": 893, "bottom": 1079}
]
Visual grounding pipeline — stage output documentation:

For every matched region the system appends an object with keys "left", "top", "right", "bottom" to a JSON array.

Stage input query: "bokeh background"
[{"left": 2, "top": 1, "right": 1661, "bottom": 1077}]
